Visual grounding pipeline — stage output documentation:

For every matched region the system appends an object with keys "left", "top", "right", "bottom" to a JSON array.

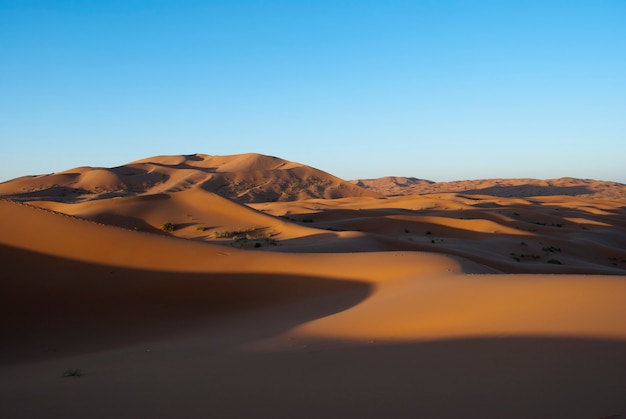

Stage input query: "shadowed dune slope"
[
  {"left": 354, "top": 176, "right": 626, "bottom": 199},
  {"left": 351, "top": 176, "right": 435, "bottom": 196},
  {"left": 0, "top": 243, "right": 371, "bottom": 363},
  {"left": 0, "top": 199, "right": 370, "bottom": 361}
]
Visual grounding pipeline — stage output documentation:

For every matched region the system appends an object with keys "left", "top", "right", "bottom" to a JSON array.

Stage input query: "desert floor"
[{"left": 1, "top": 177, "right": 626, "bottom": 418}]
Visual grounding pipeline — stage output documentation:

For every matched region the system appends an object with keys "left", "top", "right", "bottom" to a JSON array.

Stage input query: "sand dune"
[
  {"left": 251, "top": 193, "right": 626, "bottom": 274},
  {"left": 0, "top": 153, "right": 381, "bottom": 203},
  {"left": 1, "top": 198, "right": 625, "bottom": 418},
  {"left": 29, "top": 186, "right": 319, "bottom": 242},
  {"left": 354, "top": 176, "right": 626, "bottom": 199},
  {"left": 1, "top": 153, "right": 626, "bottom": 418},
  {"left": 351, "top": 176, "right": 435, "bottom": 196}
]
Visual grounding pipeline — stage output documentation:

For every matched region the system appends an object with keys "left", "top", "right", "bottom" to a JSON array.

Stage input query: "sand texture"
[{"left": 1, "top": 153, "right": 625, "bottom": 418}]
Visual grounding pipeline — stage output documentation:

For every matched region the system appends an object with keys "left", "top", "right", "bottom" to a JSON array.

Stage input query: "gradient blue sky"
[{"left": 1, "top": 0, "right": 625, "bottom": 183}]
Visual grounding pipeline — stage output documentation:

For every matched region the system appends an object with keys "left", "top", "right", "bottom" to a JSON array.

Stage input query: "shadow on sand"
[{"left": 0, "top": 244, "right": 371, "bottom": 363}]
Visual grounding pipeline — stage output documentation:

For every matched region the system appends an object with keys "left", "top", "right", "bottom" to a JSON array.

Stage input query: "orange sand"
[{"left": 1, "top": 153, "right": 625, "bottom": 418}]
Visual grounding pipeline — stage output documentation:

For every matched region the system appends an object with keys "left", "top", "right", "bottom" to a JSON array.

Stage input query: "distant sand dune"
[
  {"left": 0, "top": 153, "right": 381, "bottom": 203},
  {"left": 353, "top": 176, "right": 626, "bottom": 199}
]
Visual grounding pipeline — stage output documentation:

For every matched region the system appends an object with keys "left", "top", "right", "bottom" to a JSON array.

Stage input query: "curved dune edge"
[
  {"left": 259, "top": 274, "right": 626, "bottom": 350},
  {"left": 0, "top": 199, "right": 469, "bottom": 362},
  {"left": 0, "top": 199, "right": 470, "bottom": 278},
  {"left": 3, "top": 199, "right": 623, "bottom": 354}
]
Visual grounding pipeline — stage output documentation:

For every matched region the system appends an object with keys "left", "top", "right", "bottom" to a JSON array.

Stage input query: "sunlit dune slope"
[
  {"left": 0, "top": 199, "right": 467, "bottom": 278},
  {"left": 0, "top": 153, "right": 381, "bottom": 203},
  {"left": 279, "top": 273, "right": 626, "bottom": 345},
  {"left": 29, "top": 186, "right": 319, "bottom": 242}
]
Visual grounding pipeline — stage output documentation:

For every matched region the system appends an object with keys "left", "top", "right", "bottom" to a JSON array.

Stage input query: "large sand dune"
[
  {"left": 0, "top": 153, "right": 381, "bottom": 203},
  {"left": 1, "top": 153, "right": 625, "bottom": 418}
]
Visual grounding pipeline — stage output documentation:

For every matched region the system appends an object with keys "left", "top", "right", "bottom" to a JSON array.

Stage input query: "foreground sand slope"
[
  {"left": 0, "top": 199, "right": 470, "bottom": 361},
  {"left": 1, "top": 199, "right": 625, "bottom": 418}
]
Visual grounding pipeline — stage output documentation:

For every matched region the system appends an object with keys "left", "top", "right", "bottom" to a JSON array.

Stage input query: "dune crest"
[{"left": 0, "top": 153, "right": 381, "bottom": 203}]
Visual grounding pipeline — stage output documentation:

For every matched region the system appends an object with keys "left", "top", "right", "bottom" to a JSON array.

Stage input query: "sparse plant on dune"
[
  {"left": 161, "top": 222, "right": 175, "bottom": 232},
  {"left": 214, "top": 227, "right": 257, "bottom": 239},
  {"left": 542, "top": 245, "right": 561, "bottom": 254},
  {"left": 213, "top": 227, "right": 279, "bottom": 246},
  {"left": 62, "top": 369, "right": 83, "bottom": 378},
  {"left": 511, "top": 252, "right": 541, "bottom": 262}
]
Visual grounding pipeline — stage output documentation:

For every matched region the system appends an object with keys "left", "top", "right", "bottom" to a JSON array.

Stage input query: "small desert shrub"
[
  {"left": 547, "top": 259, "right": 562, "bottom": 265},
  {"left": 161, "top": 222, "right": 175, "bottom": 232},
  {"left": 542, "top": 245, "right": 561, "bottom": 253},
  {"left": 511, "top": 252, "right": 541, "bottom": 262},
  {"left": 62, "top": 369, "right": 83, "bottom": 378},
  {"left": 254, "top": 242, "right": 262, "bottom": 248},
  {"left": 214, "top": 227, "right": 259, "bottom": 239},
  {"left": 196, "top": 226, "right": 207, "bottom": 231}
]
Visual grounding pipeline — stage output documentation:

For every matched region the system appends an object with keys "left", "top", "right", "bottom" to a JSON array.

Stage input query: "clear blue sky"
[{"left": 1, "top": 0, "right": 625, "bottom": 183}]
